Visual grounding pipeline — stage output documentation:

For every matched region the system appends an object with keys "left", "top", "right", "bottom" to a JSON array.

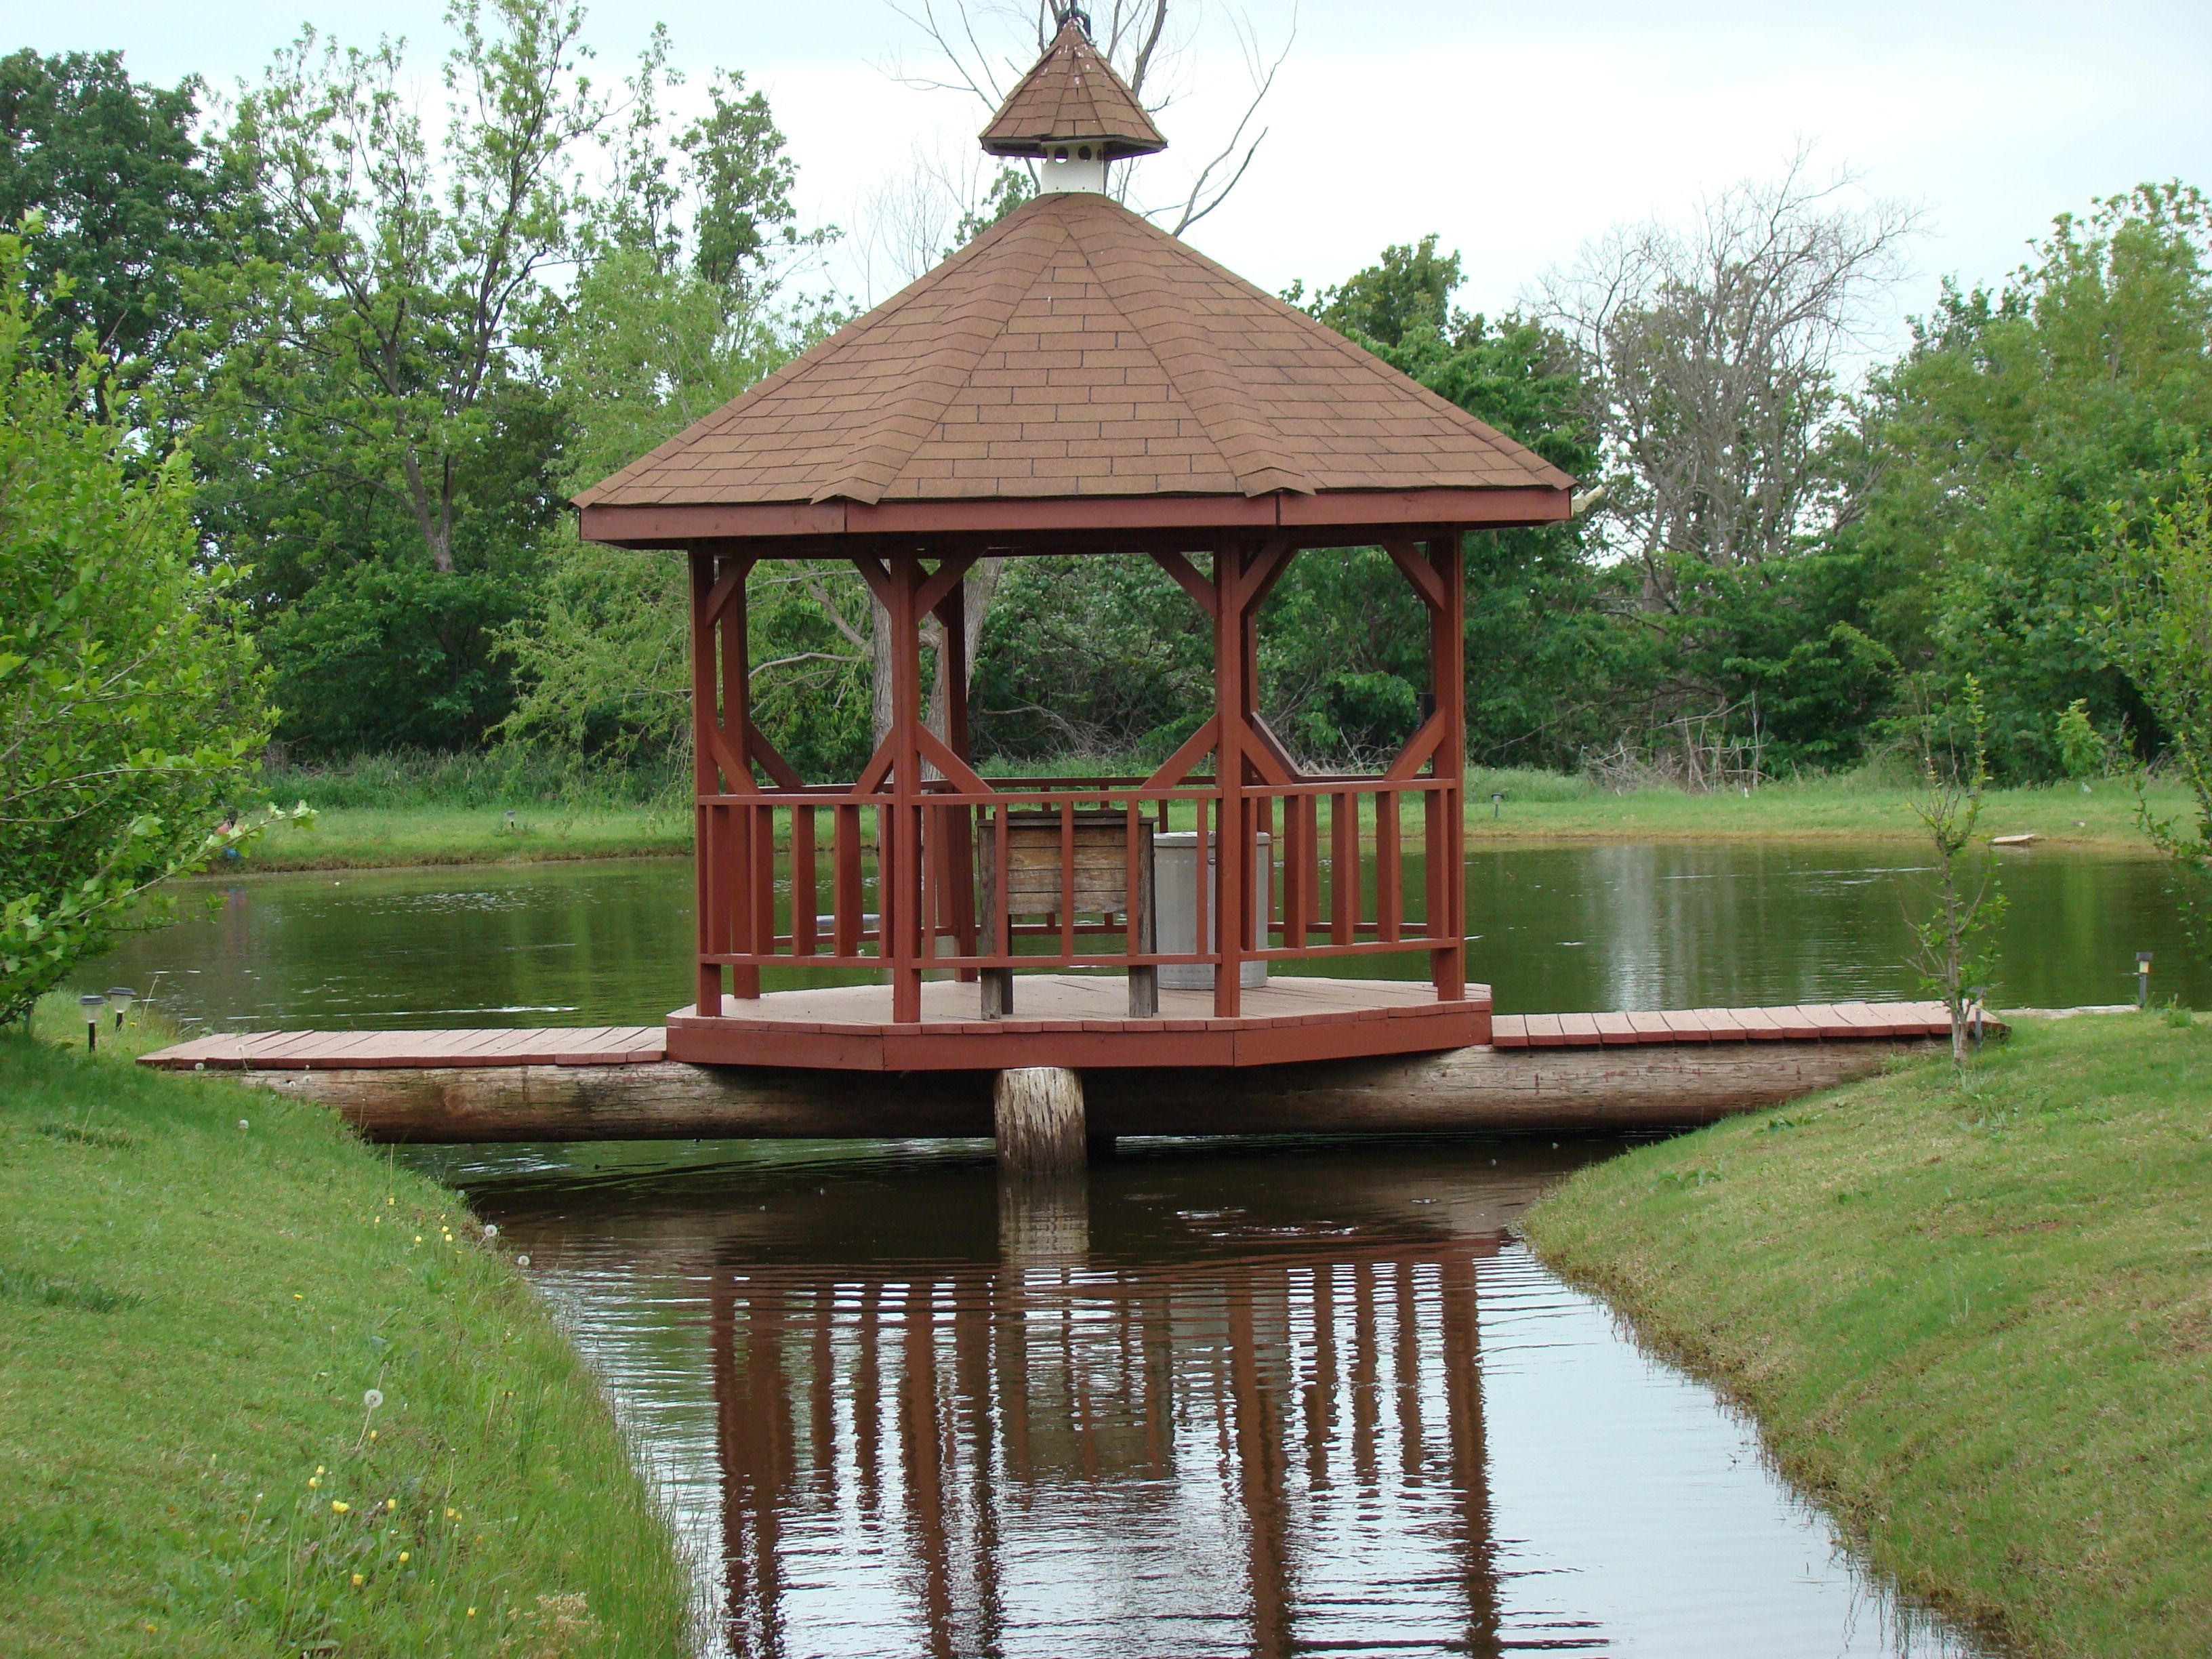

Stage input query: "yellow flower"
[
  {"left": 330, "top": 1500, "right": 349, "bottom": 1514},
  {"left": 413, "top": 1235, "right": 422, "bottom": 1244},
  {"left": 292, "top": 1293, "right": 302, "bottom": 1300},
  {"left": 307, "top": 1477, "right": 321, "bottom": 1490},
  {"left": 466, "top": 1607, "right": 477, "bottom": 1618},
  {"left": 444, "top": 1507, "right": 459, "bottom": 1520},
  {"left": 352, "top": 1572, "right": 364, "bottom": 1586},
  {"left": 368, "top": 1429, "right": 377, "bottom": 1441},
  {"left": 386, "top": 1498, "right": 396, "bottom": 1511},
  {"left": 315, "top": 1466, "right": 325, "bottom": 1475},
  {"left": 398, "top": 1551, "right": 409, "bottom": 1563}
]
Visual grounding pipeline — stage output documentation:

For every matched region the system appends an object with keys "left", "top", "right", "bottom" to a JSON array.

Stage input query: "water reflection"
[{"left": 459, "top": 1141, "right": 1981, "bottom": 1658}]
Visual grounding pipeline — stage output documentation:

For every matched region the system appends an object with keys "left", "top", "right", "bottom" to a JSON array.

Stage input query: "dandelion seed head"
[
  {"left": 482, "top": 1223, "right": 498, "bottom": 1239},
  {"left": 237, "top": 1119, "right": 249, "bottom": 1130},
  {"left": 515, "top": 1254, "right": 529, "bottom": 1267},
  {"left": 363, "top": 1388, "right": 384, "bottom": 1411}
]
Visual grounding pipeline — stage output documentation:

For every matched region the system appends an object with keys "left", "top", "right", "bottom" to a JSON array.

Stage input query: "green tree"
[
  {"left": 0, "top": 228, "right": 278, "bottom": 1022},
  {"left": 178, "top": 0, "right": 607, "bottom": 755},
  {"left": 501, "top": 39, "right": 859, "bottom": 774},
  {"left": 0, "top": 49, "right": 235, "bottom": 399},
  {"left": 2110, "top": 475, "right": 2212, "bottom": 967},
  {"left": 1860, "top": 183, "right": 2212, "bottom": 775}
]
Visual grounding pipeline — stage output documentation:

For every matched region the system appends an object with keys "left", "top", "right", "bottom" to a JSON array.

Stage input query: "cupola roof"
[{"left": 978, "top": 18, "right": 1166, "bottom": 161}]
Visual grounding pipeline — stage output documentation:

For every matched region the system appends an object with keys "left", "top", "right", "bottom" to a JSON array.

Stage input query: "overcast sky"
[{"left": 11, "top": 0, "right": 2210, "bottom": 355}]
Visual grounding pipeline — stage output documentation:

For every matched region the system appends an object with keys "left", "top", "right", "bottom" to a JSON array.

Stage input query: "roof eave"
[{"left": 577, "top": 485, "right": 1573, "bottom": 551}]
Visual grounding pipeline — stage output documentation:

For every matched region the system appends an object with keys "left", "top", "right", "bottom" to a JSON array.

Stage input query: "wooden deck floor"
[{"left": 140, "top": 997, "right": 1960, "bottom": 1073}]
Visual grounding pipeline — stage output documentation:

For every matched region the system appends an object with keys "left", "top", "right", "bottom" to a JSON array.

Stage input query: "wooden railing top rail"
[{"left": 696, "top": 775, "right": 1457, "bottom": 808}]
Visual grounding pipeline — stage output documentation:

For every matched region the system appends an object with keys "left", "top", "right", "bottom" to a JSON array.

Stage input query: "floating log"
[{"left": 231, "top": 1036, "right": 1942, "bottom": 1143}]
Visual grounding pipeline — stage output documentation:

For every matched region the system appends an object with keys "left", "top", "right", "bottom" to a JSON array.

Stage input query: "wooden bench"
[{"left": 977, "top": 809, "right": 1156, "bottom": 1017}]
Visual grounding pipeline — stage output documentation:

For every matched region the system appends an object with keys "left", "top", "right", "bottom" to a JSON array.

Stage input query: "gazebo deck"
[{"left": 665, "top": 974, "right": 1492, "bottom": 1070}]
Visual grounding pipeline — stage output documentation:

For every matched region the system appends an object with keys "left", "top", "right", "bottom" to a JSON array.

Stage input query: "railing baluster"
[
  {"left": 1378, "top": 787, "right": 1403, "bottom": 943},
  {"left": 792, "top": 804, "right": 817, "bottom": 955},
  {"left": 1423, "top": 783, "right": 1447, "bottom": 944},
  {"left": 1304, "top": 795, "right": 1324, "bottom": 941},
  {"left": 834, "top": 804, "right": 861, "bottom": 956},
  {"left": 1059, "top": 797, "right": 1076, "bottom": 962},
  {"left": 1332, "top": 787, "right": 1357, "bottom": 945}
]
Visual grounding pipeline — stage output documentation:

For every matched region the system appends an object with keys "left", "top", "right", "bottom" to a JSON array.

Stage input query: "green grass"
[
  {"left": 1523, "top": 1014, "right": 2212, "bottom": 1658},
  {"left": 0, "top": 1002, "right": 693, "bottom": 1656}
]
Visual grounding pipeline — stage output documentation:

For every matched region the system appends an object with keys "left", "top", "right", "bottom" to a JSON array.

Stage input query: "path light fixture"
[
  {"left": 1492, "top": 792, "right": 1504, "bottom": 819},
  {"left": 77, "top": 992, "right": 106, "bottom": 1052},
  {"left": 1966, "top": 986, "right": 1987, "bottom": 1048},
  {"left": 106, "top": 987, "right": 136, "bottom": 1029},
  {"left": 2137, "top": 951, "right": 2153, "bottom": 1008}
]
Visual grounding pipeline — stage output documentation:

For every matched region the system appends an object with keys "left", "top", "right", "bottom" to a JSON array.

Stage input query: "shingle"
[{"left": 572, "top": 191, "right": 1573, "bottom": 514}]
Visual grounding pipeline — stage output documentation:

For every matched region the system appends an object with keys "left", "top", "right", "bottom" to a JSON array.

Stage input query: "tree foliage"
[{"left": 0, "top": 230, "right": 277, "bottom": 1021}]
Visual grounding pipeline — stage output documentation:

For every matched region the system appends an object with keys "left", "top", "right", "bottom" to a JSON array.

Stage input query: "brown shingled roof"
[
  {"left": 575, "top": 190, "right": 1574, "bottom": 520},
  {"left": 979, "top": 21, "right": 1166, "bottom": 160}
]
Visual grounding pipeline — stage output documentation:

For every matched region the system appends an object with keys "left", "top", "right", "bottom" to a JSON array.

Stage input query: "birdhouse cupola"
[{"left": 979, "top": 12, "right": 1166, "bottom": 194}]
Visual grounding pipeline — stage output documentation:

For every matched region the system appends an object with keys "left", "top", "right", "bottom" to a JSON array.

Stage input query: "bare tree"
[
  {"left": 883, "top": 0, "right": 1293, "bottom": 236},
  {"left": 1534, "top": 151, "right": 1919, "bottom": 611}
]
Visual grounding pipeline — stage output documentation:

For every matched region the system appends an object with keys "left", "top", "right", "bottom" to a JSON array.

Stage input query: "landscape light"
[
  {"left": 2137, "top": 951, "right": 2153, "bottom": 1009},
  {"left": 106, "top": 986, "right": 136, "bottom": 1029},
  {"left": 77, "top": 992, "right": 106, "bottom": 1052}
]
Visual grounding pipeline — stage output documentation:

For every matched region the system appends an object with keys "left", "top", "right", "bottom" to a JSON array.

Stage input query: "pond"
[
  {"left": 431, "top": 1133, "right": 1984, "bottom": 1657},
  {"left": 85, "top": 841, "right": 2205, "bottom": 1032},
  {"left": 87, "top": 842, "right": 2187, "bottom": 1654}
]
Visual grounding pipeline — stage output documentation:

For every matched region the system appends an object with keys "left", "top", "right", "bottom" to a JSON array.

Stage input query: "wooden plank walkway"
[
  {"left": 1490, "top": 1000, "right": 1956, "bottom": 1047},
  {"left": 138, "top": 1001, "right": 1958, "bottom": 1072}
]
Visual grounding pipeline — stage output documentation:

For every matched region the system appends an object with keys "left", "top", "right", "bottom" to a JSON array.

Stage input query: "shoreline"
[
  {"left": 1522, "top": 1014, "right": 2212, "bottom": 1657},
  {"left": 232, "top": 782, "right": 2176, "bottom": 875}
]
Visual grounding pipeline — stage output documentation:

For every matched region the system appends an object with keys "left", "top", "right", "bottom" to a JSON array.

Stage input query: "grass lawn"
[
  {"left": 239, "top": 803, "right": 689, "bottom": 872},
  {"left": 1524, "top": 1013, "right": 2212, "bottom": 1658},
  {"left": 237, "top": 769, "right": 2187, "bottom": 874},
  {"left": 0, "top": 1004, "right": 692, "bottom": 1656}
]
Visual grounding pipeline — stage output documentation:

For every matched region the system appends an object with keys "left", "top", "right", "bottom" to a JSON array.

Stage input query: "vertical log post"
[
  {"left": 933, "top": 573, "right": 980, "bottom": 980},
  {"left": 994, "top": 1067, "right": 1086, "bottom": 1174}
]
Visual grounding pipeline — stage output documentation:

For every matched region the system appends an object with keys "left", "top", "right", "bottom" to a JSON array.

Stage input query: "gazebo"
[{"left": 575, "top": 20, "right": 1572, "bottom": 1080}]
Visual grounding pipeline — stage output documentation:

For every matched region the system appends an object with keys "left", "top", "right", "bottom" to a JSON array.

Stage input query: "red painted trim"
[{"left": 581, "top": 486, "right": 1571, "bottom": 548}]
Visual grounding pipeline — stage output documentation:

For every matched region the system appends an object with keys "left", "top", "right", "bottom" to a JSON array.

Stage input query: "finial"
[{"left": 1053, "top": 3, "right": 1093, "bottom": 37}]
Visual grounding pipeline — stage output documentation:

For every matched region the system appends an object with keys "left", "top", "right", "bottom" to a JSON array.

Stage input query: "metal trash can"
[{"left": 1154, "top": 831, "right": 1270, "bottom": 989}]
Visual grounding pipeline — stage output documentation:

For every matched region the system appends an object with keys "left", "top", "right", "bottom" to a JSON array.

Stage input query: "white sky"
[{"left": 11, "top": 0, "right": 2211, "bottom": 356}]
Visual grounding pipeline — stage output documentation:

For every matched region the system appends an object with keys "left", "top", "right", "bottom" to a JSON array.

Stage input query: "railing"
[{"left": 694, "top": 773, "right": 1463, "bottom": 987}]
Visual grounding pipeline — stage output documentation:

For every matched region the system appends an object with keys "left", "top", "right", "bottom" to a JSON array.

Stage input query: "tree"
[
  {"left": 501, "top": 36, "right": 865, "bottom": 774},
  {"left": 1904, "top": 677, "right": 2005, "bottom": 1071},
  {"left": 0, "top": 50, "right": 235, "bottom": 401},
  {"left": 2110, "top": 474, "right": 2212, "bottom": 968},
  {"left": 0, "top": 228, "right": 279, "bottom": 1023},
  {"left": 1858, "top": 183, "right": 2212, "bottom": 775},
  {"left": 1537, "top": 156, "right": 1918, "bottom": 604}
]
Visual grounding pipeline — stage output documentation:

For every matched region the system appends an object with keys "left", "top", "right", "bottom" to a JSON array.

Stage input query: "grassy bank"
[
  {"left": 233, "top": 751, "right": 2187, "bottom": 872},
  {"left": 1524, "top": 1014, "right": 2212, "bottom": 1657},
  {"left": 0, "top": 1002, "right": 692, "bottom": 1656}
]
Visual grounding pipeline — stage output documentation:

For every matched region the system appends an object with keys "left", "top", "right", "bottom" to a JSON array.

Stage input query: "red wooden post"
[
  {"left": 1213, "top": 541, "right": 1246, "bottom": 1016},
  {"left": 717, "top": 552, "right": 762, "bottom": 998},
  {"left": 934, "top": 573, "right": 979, "bottom": 975},
  {"left": 834, "top": 805, "right": 861, "bottom": 957},
  {"left": 1429, "top": 533, "right": 1466, "bottom": 1000},
  {"left": 689, "top": 548, "right": 722, "bottom": 1017},
  {"left": 888, "top": 555, "right": 926, "bottom": 1022}
]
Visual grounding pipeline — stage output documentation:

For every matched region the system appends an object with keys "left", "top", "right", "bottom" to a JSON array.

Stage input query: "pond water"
[
  {"left": 432, "top": 1134, "right": 1984, "bottom": 1658},
  {"left": 86, "top": 841, "right": 2205, "bottom": 1032},
  {"left": 87, "top": 842, "right": 2184, "bottom": 1654}
]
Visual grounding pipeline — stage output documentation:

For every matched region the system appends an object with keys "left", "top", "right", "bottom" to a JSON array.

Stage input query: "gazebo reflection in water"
[{"left": 706, "top": 1183, "right": 1505, "bottom": 1656}]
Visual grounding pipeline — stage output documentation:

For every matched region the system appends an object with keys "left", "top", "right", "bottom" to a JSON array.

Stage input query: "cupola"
[{"left": 978, "top": 11, "right": 1166, "bottom": 194}]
